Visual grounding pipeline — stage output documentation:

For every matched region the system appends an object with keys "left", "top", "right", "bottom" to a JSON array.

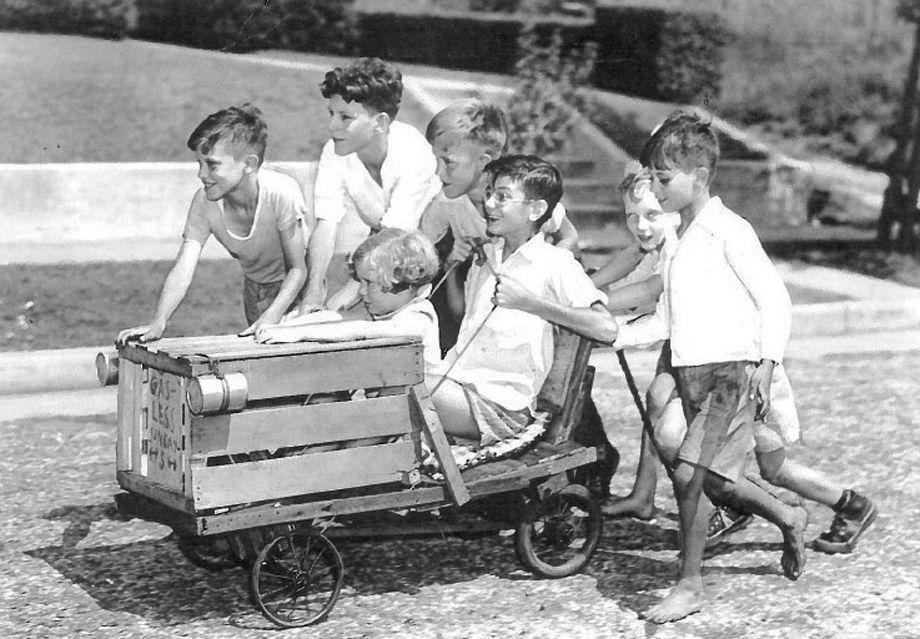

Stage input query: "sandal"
[{"left": 706, "top": 506, "right": 754, "bottom": 549}]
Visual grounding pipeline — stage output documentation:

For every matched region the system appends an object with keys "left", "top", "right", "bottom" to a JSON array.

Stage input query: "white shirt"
[
  {"left": 183, "top": 170, "right": 308, "bottom": 284},
  {"left": 616, "top": 196, "right": 791, "bottom": 366},
  {"left": 313, "top": 121, "right": 442, "bottom": 233},
  {"left": 384, "top": 287, "right": 442, "bottom": 379},
  {"left": 437, "top": 234, "right": 607, "bottom": 411}
]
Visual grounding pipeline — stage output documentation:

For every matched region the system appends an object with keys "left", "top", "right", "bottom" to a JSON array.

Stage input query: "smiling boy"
[
  {"left": 117, "top": 104, "right": 308, "bottom": 345},
  {"left": 429, "top": 155, "right": 616, "bottom": 443},
  {"left": 300, "top": 58, "right": 441, "bottom": 313}
]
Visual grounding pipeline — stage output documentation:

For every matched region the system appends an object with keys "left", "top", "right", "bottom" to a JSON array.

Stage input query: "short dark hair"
[
  {"left": 640, "top": 109, "right": 719, "bottom": 182},
  {"left": 425, "top": 98, "right": 507, "bottom": 156},
  {"left": 186, "top": 103, "right": 268, "bottom": 165},
  {"left": 483, "top": 154, "right": 563, "bottom": 229},
  {"left": 320, "top": 57, "right": 402, "bottom": 119}
]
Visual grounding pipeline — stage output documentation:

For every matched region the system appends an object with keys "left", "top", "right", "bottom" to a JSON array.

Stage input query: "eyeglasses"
[{"left": 485, "top": 190, "right": 533, "bottom": 206}]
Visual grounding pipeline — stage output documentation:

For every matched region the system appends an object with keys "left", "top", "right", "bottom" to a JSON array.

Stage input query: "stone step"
[
  {"left": 563, "top": 178, "right": 619, "bottom": 205},
  {"left": 546, "top": 156, "right": 598, "bottom": 180}
]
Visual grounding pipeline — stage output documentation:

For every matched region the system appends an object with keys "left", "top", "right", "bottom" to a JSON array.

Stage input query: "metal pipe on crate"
[
  {"left": 186, "top": 373, "right": 249, "bottom": 415},
  {"left": 95, "top": 350, "right": 119, "bottom": 386}
]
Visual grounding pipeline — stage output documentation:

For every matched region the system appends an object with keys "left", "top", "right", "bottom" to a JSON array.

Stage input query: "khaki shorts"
[{"left": 674, "top": 361, "right": 756, "bottom": 482}]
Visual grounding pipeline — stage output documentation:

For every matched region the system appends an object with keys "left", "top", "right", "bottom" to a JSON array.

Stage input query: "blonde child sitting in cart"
[{"left": 256, "top": 228, "right": 442, "bottom": 378}]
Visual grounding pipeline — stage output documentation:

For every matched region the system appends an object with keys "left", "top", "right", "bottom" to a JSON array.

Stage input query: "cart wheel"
[
  {"left": 176, "top": 534, "right": 239, "bottom": 571},
  {"left": 515, "top": 483, "right": 602, "bottom": 578},
  {"left": 250, "top": 530, "right": 344, "bottom": 628}
]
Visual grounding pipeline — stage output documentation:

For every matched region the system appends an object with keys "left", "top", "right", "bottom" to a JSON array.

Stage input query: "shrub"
[
  {"left": 506, "top": 26, "right": 597, "bottom": 155},
  {"left": 0, "top": 0, "right": 135, "bottom": 39},
  {"left": 132, "top": 0, "right": 356, "bottom": 54},
  {"left": 355, "top": 10, "right": 592, "bottom": 75},
  {"left": 591, "top": 6, "right": 731, "bottom": 103}
]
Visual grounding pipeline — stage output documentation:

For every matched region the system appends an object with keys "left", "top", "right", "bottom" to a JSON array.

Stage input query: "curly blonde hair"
[{"left": 349, "top": 228, "right": 440, "bottom": 294}]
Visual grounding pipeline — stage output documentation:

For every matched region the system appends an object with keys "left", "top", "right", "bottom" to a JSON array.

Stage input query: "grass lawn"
[
  {"left": 0, "top": 251, "right": 873, "bottom": 352},
  {"left": 0, "top": 260, "right": 248, "bottom": 351},
  {"left": 0, "top": 33, "right": 432, "bottom": 163}
]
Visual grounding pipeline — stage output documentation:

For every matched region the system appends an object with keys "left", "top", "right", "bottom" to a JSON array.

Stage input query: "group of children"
[{"left": 116, "top": 57, "right": 876, "bottom": 624}]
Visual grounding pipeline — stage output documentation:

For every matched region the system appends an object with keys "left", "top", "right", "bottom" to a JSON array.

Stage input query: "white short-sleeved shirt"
[
  {"left": 384, "top": 288, "right": 442, "bottom": 379},
  {"left": 313, "top": 121, "right": 442, "bottom": 239},
  {"left": 183, "top": 169, "right": 307, "bottom": 284},
  {"left": 437, "top": 234, "right": 607, "bottom": 411}
]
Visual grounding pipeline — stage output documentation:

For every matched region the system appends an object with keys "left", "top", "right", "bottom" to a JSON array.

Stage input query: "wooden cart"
[{"left": 108, "top": 328, "right": 610, "bottom": 628}]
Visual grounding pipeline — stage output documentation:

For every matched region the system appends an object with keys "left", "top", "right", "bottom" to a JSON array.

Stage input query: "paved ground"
[{"left": 1, "top": 336, "right": 917, "bottom": 638}]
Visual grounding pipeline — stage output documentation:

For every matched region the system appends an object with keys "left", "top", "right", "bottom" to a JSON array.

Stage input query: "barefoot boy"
[
  {"left": 301, "top": 57, "right": 441, "bottom": 313},
  {"left": 622, "top": 111, "right": 809, "bottom": 623},
  {"left": 117, "top": 104, "right": 308, "bottom": 345},
  {"left": 608, "top": 164, "right": 877, "bottom": 554}
]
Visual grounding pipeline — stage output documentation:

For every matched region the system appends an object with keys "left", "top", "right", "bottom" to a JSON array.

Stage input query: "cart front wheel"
[
  {"left": 515, "top": 483, "right": 602, "bottom": 578},
  {"left": 250, "top": 530, "right": 344, "bottom": 628}
]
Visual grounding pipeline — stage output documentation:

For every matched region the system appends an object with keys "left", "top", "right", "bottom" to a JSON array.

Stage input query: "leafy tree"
[
  {"left": 505, "top": 26, "right": 597, "bottom": 156},
  {"left": 878, "top": 0, "right": 920, "bottom": 252}
]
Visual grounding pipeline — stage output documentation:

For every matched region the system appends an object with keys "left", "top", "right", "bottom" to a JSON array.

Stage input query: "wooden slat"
[
  {"left": 117, "top": 470, "right": 195, "bottom": 514},
  {"left": 179, "top": 336, "right": 418, "bottom": 361},
  {"left": 409, "top": 383, "right": 470, "bottom": 506},
  {"left": 541, "top": 329, "right": 595, "bottom": 443},
  {"left": 116, "top": 359, "right": 139, "bottom": 471},
  {"left": 196, "top": 485, "right": 453, "bottom": 535},
  {"left": 192, "top": 441, "right": 419, "bottom": 510},
  {"left": 193, "top": 445, "right": 597, "bottom": 535},
  {"left": 191, "top": 394, "right": 413, "bottom": 455},
  {"left": 201, "top": 344, "right": 423, "bottom": 400},
  {"left": 129, "top": 365, "right": 149, "bottom": 475}
]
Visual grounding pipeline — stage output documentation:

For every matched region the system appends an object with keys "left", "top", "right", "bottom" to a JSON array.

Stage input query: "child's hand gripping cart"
[{"left": 101, "top": 329, "right": 613, "bottom": 628}]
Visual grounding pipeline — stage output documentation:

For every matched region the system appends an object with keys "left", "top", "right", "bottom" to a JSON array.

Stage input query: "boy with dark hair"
[
  {"left": 430, "top": 154, "right": 616, "bottom": 443},
  {"left": 301, "top": 57, "right": 441, "bottom": 313},
  {"left": 625, "top": 111, "right": 809, "bottom": 623},
  {"left": 117, "top": 103, "right": 308, "bottom": 345}
]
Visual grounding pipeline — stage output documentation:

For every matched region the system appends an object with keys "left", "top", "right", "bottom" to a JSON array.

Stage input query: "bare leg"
[
  {"left": 758, "top": 451, "right": 845, "bottom": 509},
  {"left": 429, "top": 377, "right": 481, "bottom": 441},
  {"left": 708, "top": 473, "right": 808, "bottom": 580},
  {"left": 603, "top": 373, "right": 678, "bottom": 519},
  {"left": 643, "top": 461, "right": 707, "bottom": 623}
]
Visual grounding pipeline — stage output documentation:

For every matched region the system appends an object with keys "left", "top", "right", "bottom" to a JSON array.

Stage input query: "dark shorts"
[
  {"left": 674, "top": 360, "right": 755, "bottom": 482},
  {"left": 242, "top": 276, "right": 302, "bottom": 325}
]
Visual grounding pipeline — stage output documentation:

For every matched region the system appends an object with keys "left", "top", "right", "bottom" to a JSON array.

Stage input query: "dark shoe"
[
  {"left": 813, "top": 490, "right": 877, "bottom": 554},
  {"left": 706, "top": 506, "right": 754, "bottom": 549}
]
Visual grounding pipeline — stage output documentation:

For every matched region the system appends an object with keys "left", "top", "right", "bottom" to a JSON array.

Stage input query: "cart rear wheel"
[
  {"left": 515, "top": 484, "right": 602, "bottom": 578},
  {"left": 176, "top": 534, "right": 239, "bottom": 571},
  {"left": 250, "top": 530, "right": 344, "bottom": 628}
]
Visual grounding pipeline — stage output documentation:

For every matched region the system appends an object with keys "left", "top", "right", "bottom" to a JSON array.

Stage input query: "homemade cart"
[{"left": 104, "top": 329, "right": 612, "bottom": 628}]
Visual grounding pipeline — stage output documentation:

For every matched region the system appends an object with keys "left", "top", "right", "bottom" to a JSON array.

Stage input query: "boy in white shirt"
[
  {"left": 430, "top": 155, "right": 617, "bottom": 443},
  {"left": 420, "top": 98, "right": 580, "bottom": 351},
  {"left": 625, "top": 111, "right": 808, "bottom": 623},
  {"left": 117, "top": 104, "right": 308, "bottom": 345},
  {"left": 300, "top": 57, "right": 442, "bottom": 313},
  {"left": 610, "top": 163, "right": 877, "bottom": 555}
]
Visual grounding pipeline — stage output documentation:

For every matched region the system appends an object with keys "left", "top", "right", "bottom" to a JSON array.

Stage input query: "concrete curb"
[{"left": 1, "top": 298, "right": 918, "bottom": 397}]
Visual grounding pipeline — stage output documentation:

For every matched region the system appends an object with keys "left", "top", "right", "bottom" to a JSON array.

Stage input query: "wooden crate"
[{"left": 114, "top": 335, "right": 466, "bottom": 513}]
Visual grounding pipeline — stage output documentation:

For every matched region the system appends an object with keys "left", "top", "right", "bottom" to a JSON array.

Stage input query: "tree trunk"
[{"left": 878, "top": 19, "right": 920, "bottom": 246}]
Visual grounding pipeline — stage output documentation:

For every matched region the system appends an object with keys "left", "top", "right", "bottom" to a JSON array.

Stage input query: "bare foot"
[
  {"left": 781, "top": 506, "right": 809, "bottom": 581},
  {"left": 600, "top": 494, "right": 656, "bottom": 520},
  {"left": 642, "top": 579, "right": 703, "bottom": 624}
]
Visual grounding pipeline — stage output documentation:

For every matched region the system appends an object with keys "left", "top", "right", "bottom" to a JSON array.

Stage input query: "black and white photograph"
[{"left": 1, "top": 1, "right": 917, "bottom": 637}]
